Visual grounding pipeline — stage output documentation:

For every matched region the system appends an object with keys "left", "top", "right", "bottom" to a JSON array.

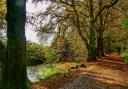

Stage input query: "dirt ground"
[{"left": 32, "top": 53, "right": 128, "bottom": 89}]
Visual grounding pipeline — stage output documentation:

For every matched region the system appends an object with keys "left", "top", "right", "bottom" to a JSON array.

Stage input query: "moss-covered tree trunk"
[
  {"left": 97, "top": 0, "right": 104, "bottom": 57},
  {"left": 0, "top": 41, "right": 5, "bottom": 87},
  {"left": 0, "top": 0, "right": 31, "bottom": 89},
  {"left": 97, "top": 30, "right": 104, "bottom": 57},
  {"left": 88, "top": 0, "right": 97, "bottom": 61}
]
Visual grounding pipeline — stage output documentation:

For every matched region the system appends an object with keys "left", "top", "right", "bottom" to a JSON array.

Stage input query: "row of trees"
[
  {"left": 30, "top": 0, "right": 128, "bottom": 61},
  {"left": 0, "top": 0, "right": 128, "bottom": 89}
]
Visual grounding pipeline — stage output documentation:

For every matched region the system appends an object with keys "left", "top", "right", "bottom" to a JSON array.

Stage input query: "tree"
[
  {"left": 31, "top": 0, "right": 97, "bottom": 61},
  {"left": 101, "top": 0, "right": 128, "bottom": 54},
  {"left": 0, "top": 0, "right": 31, "bottom": 89},
  {"left": 31, "top": 0, "right": 119, "bottom": 61},
  {"left": 0, "top": 0, "right": 6, "bottom": 29}
]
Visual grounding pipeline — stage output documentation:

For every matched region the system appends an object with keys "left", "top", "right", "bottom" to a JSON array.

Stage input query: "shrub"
[
  {"left": 45, "top": 48, "right": 57, "bottom": 64},
  {"left": 26, "top": 42, "right": 57, "bottom": 66},
  {"left": 26, "top": 43, "right": 46, "bottom": 65},
  {"left": 122, "top": 50, "right": 128, "bottom": 64},
  {"left": 62, "top": 40, "right": 74, "bottom": 58},
  {"left": 57, "top": 39, "right": 76, "bottom": 61}
]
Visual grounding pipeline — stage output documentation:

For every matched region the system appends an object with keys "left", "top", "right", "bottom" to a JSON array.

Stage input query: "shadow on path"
[
  {"left": 60, "top": 53, "right": 128, "bottom": 89},
  {"left": 33, "top": 53, "right": 128, "bottom": 89}
]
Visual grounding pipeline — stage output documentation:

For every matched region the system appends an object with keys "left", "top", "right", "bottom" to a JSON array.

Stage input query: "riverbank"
[{"left": 32, "top": 54, "right": 128, "bottom": 89}]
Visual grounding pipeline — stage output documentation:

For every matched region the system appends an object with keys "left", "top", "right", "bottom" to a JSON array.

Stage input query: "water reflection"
[{"left": 27, "top": 64, "right": 44, "bottom": 82}]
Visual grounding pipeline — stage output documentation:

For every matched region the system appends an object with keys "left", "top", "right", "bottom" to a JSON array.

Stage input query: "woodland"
[{"left": 0, "top": 0, "right": 128, "bottom": 89}]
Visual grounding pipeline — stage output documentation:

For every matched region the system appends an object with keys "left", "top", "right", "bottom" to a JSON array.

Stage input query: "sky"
[
  {"left": 0, "top": 0, "right": 52, "bottom": 45},
  {"left": 26, "top": 0, "right": 49, "bottom": 44}
]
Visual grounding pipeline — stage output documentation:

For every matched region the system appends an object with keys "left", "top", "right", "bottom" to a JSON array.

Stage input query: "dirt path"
[{"left": 33, "top": 53, "right": 128, "bottom": 89}]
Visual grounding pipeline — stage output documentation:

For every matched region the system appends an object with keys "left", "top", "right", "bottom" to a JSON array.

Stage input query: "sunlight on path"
[
  {"left": 32, "top": 54, "right": 128, "bottom": 89},
  {"left": 59, "top": 54, "right": 128, "bottom": 89}
]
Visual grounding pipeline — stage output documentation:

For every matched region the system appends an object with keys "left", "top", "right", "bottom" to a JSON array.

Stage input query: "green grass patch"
[
  {"left": 40, "top": 64, "right": 69, "bottom": 81},
  {"left": 122, "top": 52, "right": 128, "bottom": 64}
]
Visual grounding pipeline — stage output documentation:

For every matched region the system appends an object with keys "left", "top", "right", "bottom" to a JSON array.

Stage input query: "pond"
[
  {"left": 27, "top": 64, "right": 54, "bottom": 82},
  {"left": 27, "top": 64, "right": 44, "bottom": 83},
  {"left": 0, "top": 63, "right": 54, "bottom": 83}
]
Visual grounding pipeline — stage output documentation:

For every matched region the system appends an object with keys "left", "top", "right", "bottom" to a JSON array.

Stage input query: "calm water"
[
  {"left": 27, "top": 64, "right": 44, "bottom": 82},
  {"left": 27, "top": 64, "right": 53, "bottom": 82},
  {"left": 0, "top": 63, "right": 48, "bottom": 82}
]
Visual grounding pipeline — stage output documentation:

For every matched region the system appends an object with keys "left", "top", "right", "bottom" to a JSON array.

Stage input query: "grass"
[
  {"left": 32, "top": 61, "right": 87, "bottom": 89},
  {"left": 122, "top": 52, "right": 128, "bottom": 64},
  {"left": 39, "top": 62, "right": 82, "bottom": 81},
  {"left": 40, "top": 67, "right": 69, "bottom": 80},
  {"left": 32, "top": 54, "right": 128, "bottom": 89}
]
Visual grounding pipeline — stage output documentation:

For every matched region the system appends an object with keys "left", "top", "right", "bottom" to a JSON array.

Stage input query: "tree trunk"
[
  {"left": 1, "top": 0, "right": 31, "bottom": 89},
  {"left": 0, "top": 41, "right": 5, "bottom": 87},
  {"left": 88, "top": 0, "right": 97, "bottom": 61},
  {"left": 97, "top": 30, "right": 104, "bottom": 57},
  {"left": 97, "top": 0, "right": 104, "bottom": 57}
]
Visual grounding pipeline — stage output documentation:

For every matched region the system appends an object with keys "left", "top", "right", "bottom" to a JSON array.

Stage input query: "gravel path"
[
  {"left": 59, "top": 54, "right": 128, "bottom": 89},
  {"left": 59, "top": 72, "right": 128, "bottom": 89}
]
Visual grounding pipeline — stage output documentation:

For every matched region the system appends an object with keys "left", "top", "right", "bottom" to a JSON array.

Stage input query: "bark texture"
[{"left": 0, "top": 0, "right": 31, "bottom": 89}]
